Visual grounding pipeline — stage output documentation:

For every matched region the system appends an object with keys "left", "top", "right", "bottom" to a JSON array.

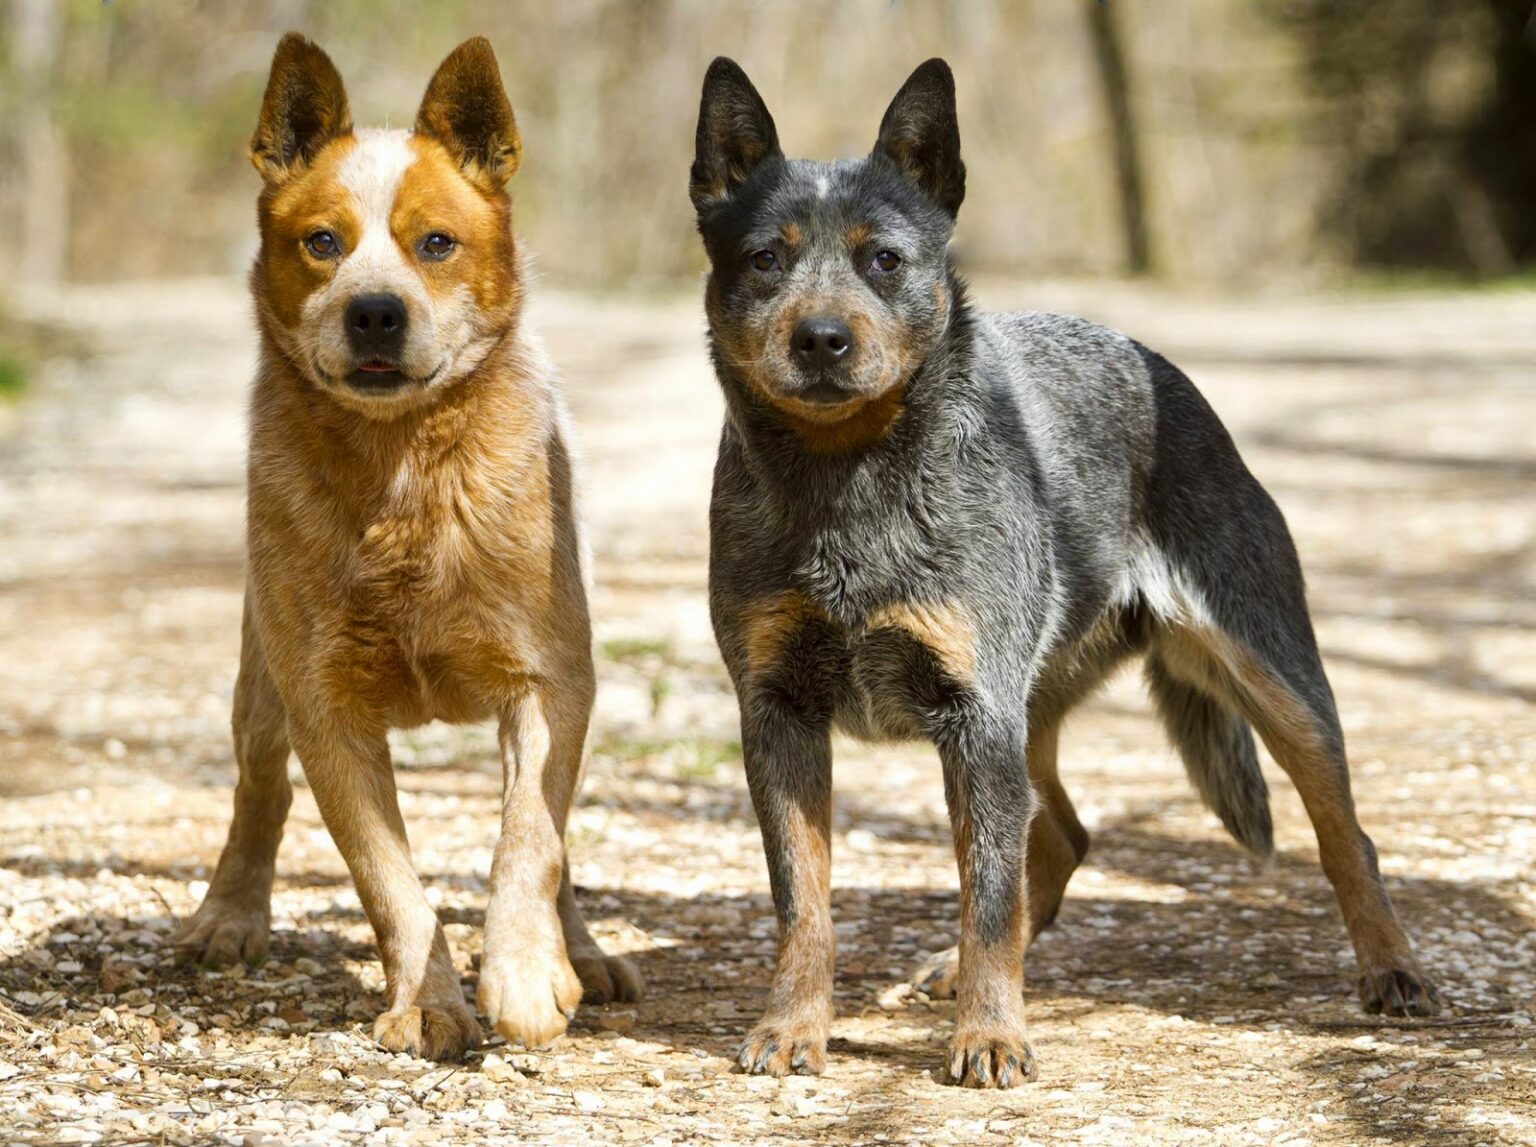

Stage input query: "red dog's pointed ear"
[
  {"left": 250, "top": 33, "right": 351, "bottom": 183},
  {"left": 415, "top": 37, "right": 521, "bottom": 188}
]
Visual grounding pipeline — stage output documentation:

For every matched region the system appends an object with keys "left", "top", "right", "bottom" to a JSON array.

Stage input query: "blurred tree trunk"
[
  {"left": 13, "top": 0, "right": 67, "bottom": 285},
  {"left": 1465, "top": 0, "right": 1536, "bottom": 269},
  {"left": 1086, "top": 0, "right": 1152, "bottom": 275}
]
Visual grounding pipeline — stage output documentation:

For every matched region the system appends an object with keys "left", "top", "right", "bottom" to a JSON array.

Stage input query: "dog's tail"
[{"left": 1145, "top": 656, "right": 1274, "bottom": 858}]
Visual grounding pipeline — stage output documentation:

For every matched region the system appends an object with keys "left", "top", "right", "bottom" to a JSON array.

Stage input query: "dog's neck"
[{"left": 252, "top": 325, "right": 547, "bottom": 521}]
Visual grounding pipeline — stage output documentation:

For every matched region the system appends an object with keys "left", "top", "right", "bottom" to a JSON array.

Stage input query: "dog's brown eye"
[
  {"left": 871, "top": 250, "right": 902, "bottom": 273},
  {"left": 749, "top": 249, "right": 778, "bottom": 273},
  {"left": 421, "top": 232, "right": 456, "bottom": 259},
  {"left": 304, "top": 230, "right": 339, "bottom": 258}
]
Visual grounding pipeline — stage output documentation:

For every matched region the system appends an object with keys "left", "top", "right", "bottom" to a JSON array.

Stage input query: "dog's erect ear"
[
  {"left": 415, "top": 37, "right": 521, "bottom": 187},
  {"left": 691, "top": 57, "right": 782, "bottom": 212},
  {"left": 251, "top": 33, "right": 352, "bottom": 183},
  {"left": 873, "top": 59, "right": 964, "bottom": 218}
]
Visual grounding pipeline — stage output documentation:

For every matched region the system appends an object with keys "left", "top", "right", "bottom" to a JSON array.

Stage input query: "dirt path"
[{"left": 0, "top": 278, "right": 1532, "bottom": 1145}]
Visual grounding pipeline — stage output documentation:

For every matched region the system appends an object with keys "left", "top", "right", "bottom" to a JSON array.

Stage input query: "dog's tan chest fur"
[{"left": 248, "top": 351, "right": 587, "bottom": 730}]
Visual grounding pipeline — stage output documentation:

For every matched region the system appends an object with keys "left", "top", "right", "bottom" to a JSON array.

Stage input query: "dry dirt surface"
[{"left": 0, "top": 277, "right": 1532, "bottom": 1146}]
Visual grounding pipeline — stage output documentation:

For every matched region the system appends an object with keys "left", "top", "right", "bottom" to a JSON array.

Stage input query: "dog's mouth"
[
  {"left": 797, "top": 379, "right": 857, "bottom": 406},
  {"left": 339, "top": 358, "right": 446, "bottom": 393},
  {"left": 347, "top": 359, "right": 405, "bottom": 389}
]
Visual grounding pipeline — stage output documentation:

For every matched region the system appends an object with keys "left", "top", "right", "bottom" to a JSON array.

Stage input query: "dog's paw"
[
  {"left": 736, "top": 1016, "right": 828, "bottom": 1077},
  {"left": 570, "top": 948, "right": 644, "bottom": 1005},
  {"left": 173, "top": 899, "right": 270, "bottom": 967},
  {"left": 1358, "top": 963, "right": 1442, "bottom": 1017},
  {"left": 374, "top": 998, "right": 482, "bottom": 1061},
  {"left": 912, "top": 945, "right": 959, "bottom": 999},
  {"left": 946, "top": 1022, "right": 1037, "bottom": 1089},
  {"left": 478, "top": 951, "right": 582, "bottom": 1049}
]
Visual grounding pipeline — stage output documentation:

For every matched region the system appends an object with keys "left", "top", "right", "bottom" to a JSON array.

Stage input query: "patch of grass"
[
  {"left": 566, "top": 823, "right": 609, "bottom": 850},
  {"left": 595, "top": 732, "right": 741, "bottom": 783},
  {"left": 0, "top": 312, "right": 34, "bottom": 401},
  {"left": 648, "top": 676, "right": 672, "bottom": 720},
  {"left": 0, "top": 307, "right": 83, "bottom": 404},
  {"left": 0, "top": 352, "right": 26, "bottom": 399},
  {"left": 671, "top": 745, "right": 724, "bottom": 783},
  {"left": 1348, "top": 268, "right": 1536, "bottom": 295},
  {"left": 600, "top": 636, "right": 676, "bottom": 665}
]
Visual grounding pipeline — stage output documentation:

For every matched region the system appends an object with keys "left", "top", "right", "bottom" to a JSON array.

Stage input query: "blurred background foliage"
[{"left": 0, "top": 0, "right": 1532, "bottom": 291}]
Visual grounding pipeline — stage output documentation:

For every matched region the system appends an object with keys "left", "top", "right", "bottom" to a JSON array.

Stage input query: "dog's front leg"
[
  {"left": 478, "top": 682, "right": 588, "bottom": 1049},
  {"left": 737, "top": 691, "right": 834, "bottom": 1077},
  {"left": 288, "top": 714, "right": 481, "bottom": 1059},
  {"left": 938, "top": 713, "right": 1038, "bottom": 1088}
]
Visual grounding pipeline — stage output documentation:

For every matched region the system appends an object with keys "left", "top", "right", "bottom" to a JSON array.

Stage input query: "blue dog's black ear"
[
  {"left": 873, "top": 59, "right": 964, "bottom": 218},
  {"left": 691, "top": 57, "right": 781, "bottom": 212}
]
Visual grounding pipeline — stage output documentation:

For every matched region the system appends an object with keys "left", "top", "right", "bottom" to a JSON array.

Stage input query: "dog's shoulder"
[
  {"left": 961, "top": 310, "right": 1158, "bottom": 461},
  {"left": 976, "top": 311, "right": 1150, "bottom": 400}
]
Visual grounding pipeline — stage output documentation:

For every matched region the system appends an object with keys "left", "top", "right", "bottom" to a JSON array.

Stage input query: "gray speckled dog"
[{"left": 690, "top": 57, "right": 1440, "bottom": 1088}]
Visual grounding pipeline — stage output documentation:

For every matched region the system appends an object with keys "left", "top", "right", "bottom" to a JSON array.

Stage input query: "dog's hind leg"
[
  {"left": 913, "top": 720, "right": 1087, "bottom": 999},
  {"left": 557, "top": 859, "right": 644, "bottom": 1005},
  {"left": 1157, "top": 608, "right": 1441, "bottom": 1017},
  {"left": 1138, "top": 347, "right": 1436, "bottom": 1015},
  {"left": 1024, "top": 721, "right": 1092, "bottom": 939},
  {"left": 176, "top": 596, "right": 293, "bottom": 967}
]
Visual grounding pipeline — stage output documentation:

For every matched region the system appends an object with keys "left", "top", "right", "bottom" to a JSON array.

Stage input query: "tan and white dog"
[{"left": 175, "top": 33, "right": 640, "bottom": 1059}]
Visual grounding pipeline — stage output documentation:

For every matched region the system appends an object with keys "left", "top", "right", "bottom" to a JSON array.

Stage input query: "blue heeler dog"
[{"left": 690, "top": 57, "right": 1440, "bottom": 1088}]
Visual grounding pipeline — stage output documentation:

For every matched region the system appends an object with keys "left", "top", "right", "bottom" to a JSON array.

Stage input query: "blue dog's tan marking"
[{"left": 693, "top": 56, "right": 1439, "bottom": 1089}]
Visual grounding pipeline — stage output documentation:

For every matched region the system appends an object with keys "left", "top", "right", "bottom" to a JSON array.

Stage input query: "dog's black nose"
[
  {"left": 792, "top": 316, "right": 853, "bottom": 368},
  {"left": 345, "top": 294, "right": 407, "bottom": 357}
]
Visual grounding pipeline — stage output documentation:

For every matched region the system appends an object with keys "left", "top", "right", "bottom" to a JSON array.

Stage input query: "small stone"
[
  {"left": 409, "top": 1067, "right": 455, "bottom": 1097},
  {"left": 481, "top": 1098, "right": 509, "bottom": 1121},
  {"left": 642, "top": 1068, "right": 665, "bottom": 1087},
  {"left": 481, "top": 1054, "right": 523, "bottom": 1084},
  {"left": 771, "top": 1093, "right": 817, "bottom": 1116},
  {"left": 124, "top": 1015, "right": 162, "bottom": 1044},
  {"left": 99, "top": 959, "right": 139, "bottom": 995},
  {"left": 595, "top": 1009, "right": 637, "bottom": 1033}
]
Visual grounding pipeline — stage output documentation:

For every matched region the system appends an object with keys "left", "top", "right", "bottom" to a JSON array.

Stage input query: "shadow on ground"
[{"left": 1, "top": 805, "right": 1526, "bottom": 1144}]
